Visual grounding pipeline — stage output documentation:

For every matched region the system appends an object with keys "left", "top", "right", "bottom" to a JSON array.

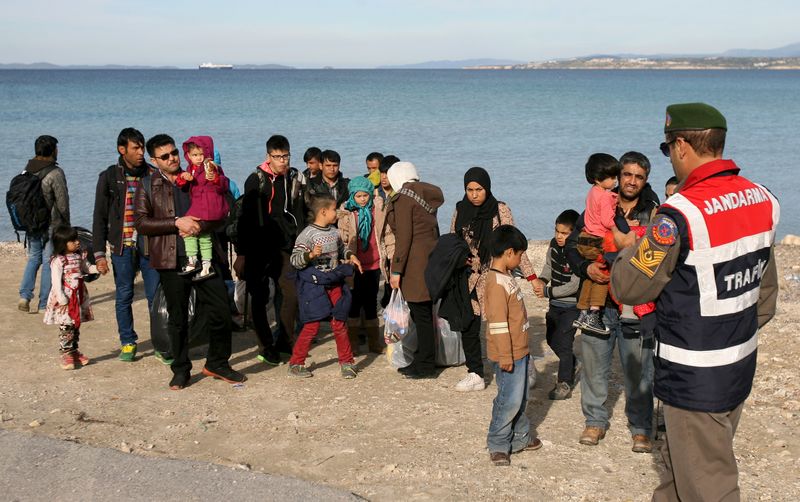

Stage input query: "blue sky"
[{"left": 1, "top": 0, "right": 798, "bottom": 67}]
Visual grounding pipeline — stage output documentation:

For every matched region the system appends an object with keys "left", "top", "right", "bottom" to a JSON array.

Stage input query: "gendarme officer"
[{"left": 611, "top": 103, "right": 779, "bottom": 501}]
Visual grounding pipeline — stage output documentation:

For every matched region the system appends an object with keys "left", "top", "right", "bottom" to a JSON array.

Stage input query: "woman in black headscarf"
[{"left": 450, "top": 167, "right": 537, "bottom": 392}]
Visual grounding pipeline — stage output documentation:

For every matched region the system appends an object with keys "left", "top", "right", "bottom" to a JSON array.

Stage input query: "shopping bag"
[
  {"left": 435, "top": 316, "right": 465, "bottom": 367},
  {"left": 383, "top": 289, "right": 411, "bottom": 343},
  {"left": 387, "top": 320, "right": 417, "bottom": 368}
]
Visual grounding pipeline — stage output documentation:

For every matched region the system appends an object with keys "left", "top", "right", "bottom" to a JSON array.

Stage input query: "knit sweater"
[
  {"left": 485, "top": 269, "right": 530, "bottom": 366},
  {"left": 539, "top": 238, "right": 580, "bottom": 307},
  {"left": 291, "top": 223, "right": 353, "bottom": 271}
]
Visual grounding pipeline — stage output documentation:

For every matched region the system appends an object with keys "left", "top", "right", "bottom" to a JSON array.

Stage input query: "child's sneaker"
[
  {"left": 581, "top": 310, "right": 610, "bottom": 335},
  {"left": 73, "top": 351, "right": 90, "bottom": 366},
  {"left": 60, "top": 352, "right": 76, "bottom": 370},
  {"left": 572, "top": 310, "right": 589, "bottom": 329},
  {"left": 179, "top": 258, "right": 199, "bottom": 276},
  {"left": 119, "top": 343, "right": 137, "bottom": 362},
  {"left": 193, "top": 260, "right": 216, "bottom": 282},
  {"left": 340, "top": 363, "right": 358, "bottom": 379},
  {"left": 288, "top": 364, "right": 313, "bottom": 378}
]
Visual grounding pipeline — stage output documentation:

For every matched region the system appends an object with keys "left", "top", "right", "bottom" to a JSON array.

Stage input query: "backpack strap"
[{"left": 397, "top": 187, "right": 435, "bottom": 214}]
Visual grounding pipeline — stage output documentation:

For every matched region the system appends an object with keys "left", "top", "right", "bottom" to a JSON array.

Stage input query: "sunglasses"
[{"left": 155, "top": 148, "right": 180, "bottom": 161}]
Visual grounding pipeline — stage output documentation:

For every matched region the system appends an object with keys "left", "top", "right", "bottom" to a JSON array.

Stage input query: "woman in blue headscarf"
[{"left": 339, "top": 176, "right": 388, "bottom": 355}]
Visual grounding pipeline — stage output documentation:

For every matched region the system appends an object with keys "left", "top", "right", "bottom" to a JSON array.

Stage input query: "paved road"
[{"left": 0, "top": 429, "right": 362, "bottom": 501}]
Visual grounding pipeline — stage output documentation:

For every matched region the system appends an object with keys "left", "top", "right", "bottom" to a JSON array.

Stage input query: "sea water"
[{"left": 0, "top": 69, "right": 797, "bottom": 241}]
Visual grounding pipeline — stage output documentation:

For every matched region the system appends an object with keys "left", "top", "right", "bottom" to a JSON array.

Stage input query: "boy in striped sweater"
[{"left": 533, "top": 210, "right": 582, "bottom": 400}]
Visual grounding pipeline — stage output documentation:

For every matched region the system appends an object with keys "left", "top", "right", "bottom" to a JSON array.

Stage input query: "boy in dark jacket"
[
  {"left": 288, "top": 194, "right": 362, "bottom": 379},
  {"left": 532, "top": 210, "right": 582, "bottom": 400}
]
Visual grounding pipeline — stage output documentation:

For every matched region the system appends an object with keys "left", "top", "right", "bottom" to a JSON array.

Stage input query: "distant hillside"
[
  {"left": 0, "top": 63, "right": 180, "bottom": 70},
  {"left": 378, "top": 58, "right": 524, "bottom": 69},
  {"left": 722, "top": 42, "right": 800, "bottom": 58}
]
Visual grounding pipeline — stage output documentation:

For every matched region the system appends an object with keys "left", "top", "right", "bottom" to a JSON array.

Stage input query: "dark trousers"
[
  {"left": 245, "top": 265, "right": 276, "bottom": 355},
  {"left": 349, "top": 268, "right": 380, "bottom": 319},
  {"left": 160, "top": 265, "right": 232, "bottom": 376},
  {"left": 408, "top": 300, "right": 436, "bottom": 373},
  {"left": 545, "top": 304, "right": 580, "bottom": 383},
  {"left": 461, "top": 313, "right": 483, "bottom": 377}
]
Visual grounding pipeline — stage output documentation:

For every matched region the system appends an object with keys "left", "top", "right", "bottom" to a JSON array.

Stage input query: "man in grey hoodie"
[{"left": 17, "top": 135, "right": 70, "bottom": 313}]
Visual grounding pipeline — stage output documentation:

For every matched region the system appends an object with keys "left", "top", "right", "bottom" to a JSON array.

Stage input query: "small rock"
[
  {"left": 49, "top": 409, "right": 61, "bottom": 414},
  {"left": 120, "top": 442, "right": 132, "bottom": 453},
  {"left": 236, "top": 463, "right": 251, "bottom": 471},
  {"left": 28, "top": 419, "right": 42, "bottom": 427},
  {"left": 382, "top": 463, "right": 397, "bottom": 474},
  {"left": 287, "top": 412, "right": 300, "bottom": 421}
]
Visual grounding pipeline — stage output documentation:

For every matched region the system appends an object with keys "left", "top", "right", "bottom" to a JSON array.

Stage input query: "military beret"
[{"left": 664, "top": 103, "right": 727, "bottom": 133}]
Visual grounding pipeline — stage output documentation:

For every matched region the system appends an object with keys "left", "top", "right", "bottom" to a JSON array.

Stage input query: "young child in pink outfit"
[
  {"left": 574, "top": 153, "right": 621, "bottom": 335},
  {"left": 177, "top": 136, "right": 229, "bottom": 280}
]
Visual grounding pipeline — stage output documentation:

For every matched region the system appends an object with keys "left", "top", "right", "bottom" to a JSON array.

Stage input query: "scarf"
[
  {"left": 454, "top": 166, "right": 499, "bottom": 267},
  {"left": 344, "top": 176, "right": 375, "bottom": 251}
]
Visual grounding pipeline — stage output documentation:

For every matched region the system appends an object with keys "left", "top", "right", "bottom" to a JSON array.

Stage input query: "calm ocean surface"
[{"left": 0, "top": 69, "right": 797, "bottom": 241}]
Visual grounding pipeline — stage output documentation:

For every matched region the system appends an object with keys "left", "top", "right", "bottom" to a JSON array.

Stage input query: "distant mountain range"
[
  {"left": 0, "top": 62, "right": 294, "bottom": 70},
  {"left": 378, "top": 58, "right": 525, "bottom": 69}
]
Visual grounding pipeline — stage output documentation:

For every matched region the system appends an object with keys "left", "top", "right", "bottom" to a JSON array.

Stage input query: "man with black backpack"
[{"left": 13, "top": 135, "right": 70, "bottom": 314}]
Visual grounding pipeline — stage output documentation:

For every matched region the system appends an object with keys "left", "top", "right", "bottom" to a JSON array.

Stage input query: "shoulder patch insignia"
[
  {"left": 651, "top": 215, "right": 678, "bottom": 246},
  {"left": 630, "top": 237, "right": 667, "bottom": 279}
]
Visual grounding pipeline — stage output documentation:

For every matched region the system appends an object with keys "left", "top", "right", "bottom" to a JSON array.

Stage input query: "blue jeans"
[
  {"left": 487, "top": 355, "right": 531, "bottom": 454},
  {"left": 111, "top": 246, "right": 160, "bottom": 345},
  {"left": 580, "top": 309, "right": 654, "bottom": 436},
  {"left": 19, "top": 233, "right": 53, "bottom": 309}
]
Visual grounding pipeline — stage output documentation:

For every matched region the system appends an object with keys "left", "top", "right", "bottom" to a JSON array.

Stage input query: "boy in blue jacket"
[{"left": 288, "top": 194, "right": 362, "bottom": 378}]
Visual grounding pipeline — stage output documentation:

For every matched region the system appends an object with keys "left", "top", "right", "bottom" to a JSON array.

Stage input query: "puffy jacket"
[{"left": 295, "top": 264, "right": 353, "bottom": 324}]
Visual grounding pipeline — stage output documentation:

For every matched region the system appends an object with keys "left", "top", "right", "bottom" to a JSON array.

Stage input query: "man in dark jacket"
[
  {"left": 17, "top": 135, "right": 71, "bottom": 314},
  {"left": 135, "top": 133, "right": 245, "bottom": 390},
  {"left": 92, "top": 128, "right": 160, "bottom": 362},
  {"left": 565, "top": 150, "right": 659, "bottom": 454},
  {"left": 234, "top": 134, "right": 306, "bottom": 365},
  {"left": 306, "top": 149, "right": 350, "bottom": 208}
]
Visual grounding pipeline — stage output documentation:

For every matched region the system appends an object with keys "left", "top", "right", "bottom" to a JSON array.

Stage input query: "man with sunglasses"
[
  {"left": 92, "top": 128, "right": 161, "bottom": 362},
  {"left": 611, "top": 103, "right": 779, "bottom": 500},
  {"left": 134, "top": 134, "right": 246, "bottom": 389},
  {"left": 233, "top": 135, "right": 306, "bottom": 365},
  {"left": 564, "top": 151, "right": 660, "bottom": 454}
]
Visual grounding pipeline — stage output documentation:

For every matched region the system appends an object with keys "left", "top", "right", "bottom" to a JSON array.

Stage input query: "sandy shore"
[{"left": 0, "top": 240, "right": 798, "bottom": 500}]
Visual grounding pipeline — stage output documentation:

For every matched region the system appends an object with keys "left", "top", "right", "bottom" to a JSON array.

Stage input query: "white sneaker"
[{"left": 455, "top": 372, "right": 486, "bottom": 392}]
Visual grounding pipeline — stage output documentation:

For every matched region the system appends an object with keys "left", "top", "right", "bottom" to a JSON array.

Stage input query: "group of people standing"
[{"left": 14, "top": 101, "right": 780, "bottom": 500}]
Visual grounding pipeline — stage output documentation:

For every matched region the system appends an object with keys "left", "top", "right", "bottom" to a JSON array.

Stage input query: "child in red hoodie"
[{"left": 178, "top": 136, "right": 229, "bottom": 280}]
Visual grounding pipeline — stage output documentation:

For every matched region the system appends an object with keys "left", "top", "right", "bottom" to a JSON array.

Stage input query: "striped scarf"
[{"left": 122, "top": 175, "right": 140, "bottom": 246}]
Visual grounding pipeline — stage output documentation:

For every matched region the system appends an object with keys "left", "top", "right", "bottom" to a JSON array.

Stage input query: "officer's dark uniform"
[{"left": 611, "top": 103, "right": 779, "bottom": 502}]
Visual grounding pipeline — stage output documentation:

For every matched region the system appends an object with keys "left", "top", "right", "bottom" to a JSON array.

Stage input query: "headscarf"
[
  {"left": 344, "top": 176, "right": 375, "bottom": 251},
  {"left": 386, "top": 161, "right": 419, "bottom": 194},
  {"left": 454, "top": 166, "right": 500, "bottom": 266}
]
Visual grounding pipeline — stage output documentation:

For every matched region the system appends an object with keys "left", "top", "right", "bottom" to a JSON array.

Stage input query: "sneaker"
[
  {"left": 202, "top": 366, "right": 247, "bottom": 384},
  {"left": 256, "top": 349, "right": 281, "bottom": 366},
  {"left": 192, "top": 261, "right": 216, "bottom": 282},
  {"left": 455, "top": 372, "right": 486, "bottom": 392},
  {"left": 288, "top": 364, "right": 313, "bottom": 378},
  {"left": 178, "top": 258, "right": 199, "bottom": 276},
  {"left": 17, "top": 298, "right": 30, "bottom": 312},
  {"left": 73, "top": 351, "right": 90, "bottom": 366},
  {"left": 581, "top": 310, "right": 610, "bottom": 335},
  {"left": 632, "top": 434, "right": 653, "bottom": 453},
  {"left": 28, "top": 304, "right": 39, "bottom": 314},
  {"left": 572, "top": 310, "right": 589, "bottom": 329},
  {"left": 119, "top": 343, "right": 137, "bottom": 362},
  {"left": 579, "top": 426, "right": 606, "bottom": 446},
  {"left": 169, "top": 372, "right": 191, "bottom": 390},
  {"left": 548, "top": 381, "right": 572, "bottom": 400},
  {"left": 340, "top": 363, "right": 358, "bottom": 379},
  {"left": 154, "top": 351, "right": 174, "bottom": 366},
  {"left": 60, "top": 352, "right": 76, "bottom": 370}
]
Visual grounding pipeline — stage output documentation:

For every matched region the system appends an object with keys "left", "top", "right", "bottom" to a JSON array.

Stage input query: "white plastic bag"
[
  {"left": 388, "top": 320, "right": 417, "bottom": 368},
  {"left": 435, "top": 316, "right": 466, "bottom": 367},
  {"left": 383, "top": 289, "right": 411, "bottom": 343}
]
